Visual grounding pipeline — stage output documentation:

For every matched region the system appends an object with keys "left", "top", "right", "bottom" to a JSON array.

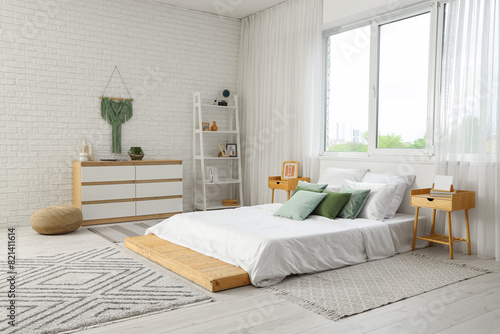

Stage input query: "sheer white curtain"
[
  {"left": 238, "top": 0, "right": 323, "bottom": 205},
  {"left": 436, "top": 0, "right": 499, "bottom": 259}
]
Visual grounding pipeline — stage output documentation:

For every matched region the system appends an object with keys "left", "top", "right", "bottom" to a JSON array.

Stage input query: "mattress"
[{"left": 146, "top": 204, "right": 429, "bottom": 287}]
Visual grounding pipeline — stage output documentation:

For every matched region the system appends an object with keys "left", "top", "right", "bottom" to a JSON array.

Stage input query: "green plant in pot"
[{"left": 128, "top": 147, "right": 144, "bottom": 160}]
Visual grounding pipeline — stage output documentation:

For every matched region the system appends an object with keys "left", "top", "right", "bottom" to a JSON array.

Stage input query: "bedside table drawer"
[
  {"left": 268, "top": 180, "right": 290, "bottom": 190},
  {"left": 411, "top": 195, "right": 452, "bottom": 211}
]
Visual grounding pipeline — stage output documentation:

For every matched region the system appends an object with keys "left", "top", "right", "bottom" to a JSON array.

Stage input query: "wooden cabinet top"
[{"left": 73, "top": 160, "right": 182, "bottom": 167}]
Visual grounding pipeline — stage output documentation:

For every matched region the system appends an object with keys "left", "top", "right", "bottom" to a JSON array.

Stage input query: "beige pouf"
[{"left": 31, "top": 205, "right": 83, "bottom": 235}]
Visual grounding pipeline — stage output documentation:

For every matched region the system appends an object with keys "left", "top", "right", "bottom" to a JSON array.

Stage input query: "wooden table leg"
[
  {"left": 412, "top": 207, "right": 420, "bottom": 251},
  {"left": 271, "top": 189, "right": 275, "bottom": 203},
  {"left": 286, "top": 190, "right": 291, "bottom": 201},
  {"left": 430, "top": 209, "right": 436, "bottom": 247},
  {"left": 447, "top": 211, "right": 453, "bottom": 259},
  {"left": 465, "top": 209, "right": 471, "bottom": 255}
]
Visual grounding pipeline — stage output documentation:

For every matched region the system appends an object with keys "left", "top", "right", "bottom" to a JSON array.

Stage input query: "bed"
[
  {"left": 125, "top": 168, "right": 429, "bottom": 291},
  {"left": 125, "top": 204, "right": 428, "bottom": 289}
]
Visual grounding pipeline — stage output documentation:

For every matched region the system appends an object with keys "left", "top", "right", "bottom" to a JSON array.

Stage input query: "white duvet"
[{"left": 146, "top": 204, "right": 396, "bottom": 287}]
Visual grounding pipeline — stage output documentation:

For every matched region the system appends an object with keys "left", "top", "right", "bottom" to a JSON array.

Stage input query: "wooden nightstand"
[
  {"left": 411, "top": 188, "right": 475, "bottom": 259},
  {"left": 268, "top": 177, "right": 310, "bottom": 203}
]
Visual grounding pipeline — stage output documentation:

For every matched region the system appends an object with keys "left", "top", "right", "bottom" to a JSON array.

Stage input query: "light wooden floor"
[{"left": 4, "top": 223, "right": 500, "bottom": 334}]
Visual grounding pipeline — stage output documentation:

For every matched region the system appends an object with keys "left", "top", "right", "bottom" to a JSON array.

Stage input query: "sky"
[{"left": 328, "top": 12, "right": 431, "bottom": 145}]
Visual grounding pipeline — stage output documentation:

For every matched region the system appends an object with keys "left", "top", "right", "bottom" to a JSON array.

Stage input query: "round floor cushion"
[{"left": 31, "top": 205, "right": 83, "bottom": 235}]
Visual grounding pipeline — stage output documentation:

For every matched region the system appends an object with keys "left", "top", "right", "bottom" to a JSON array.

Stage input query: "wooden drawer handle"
[
  {"left": 276, "top": 182, "right": 280, "bottom": 184},
  {"left": 427, "top": 198, "right": 434, "bottom": 202}
]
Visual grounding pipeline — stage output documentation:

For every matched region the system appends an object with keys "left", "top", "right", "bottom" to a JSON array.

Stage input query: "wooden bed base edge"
[{"left": 124, "top": 235, "right": 251, "bottom": 292}]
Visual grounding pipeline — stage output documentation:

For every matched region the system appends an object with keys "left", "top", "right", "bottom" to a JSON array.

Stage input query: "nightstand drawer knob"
[
  {"left": 276, "top": 182, "right": 280, "bottom": 184},
  {"left": 427, "top": 197, "right": 435, "bottom": 202}
]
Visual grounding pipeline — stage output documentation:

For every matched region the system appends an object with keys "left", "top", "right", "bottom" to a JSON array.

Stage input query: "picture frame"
[
  {"left": 218, "top": 144, "right": 229, "bottom": 157},
  {"left": 226, "top": 143, "right": 237, "bottom": 157},
  {"left": 281, "top": 161, "right": 299, "bottom": 179},
  {"left": 202, "top": 122, "right": 210, "bottom": 131}
]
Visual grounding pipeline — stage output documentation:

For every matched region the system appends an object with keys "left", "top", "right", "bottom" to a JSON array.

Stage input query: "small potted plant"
[{"left": 128, "top": 147, "right": 144, "bottom": 160}]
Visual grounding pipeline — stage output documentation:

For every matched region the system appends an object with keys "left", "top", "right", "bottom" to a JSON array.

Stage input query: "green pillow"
[
  {"left": 292, "top": 181, "right": 328, "bottom": 197},
  {"left": 274, "top": 191, "right": 328, "bottom": 221},
  {"left": 337, "top": 186, "right": 371, "bottom": 219},
  {"left": 311, "top": 191, "right": 352, "bottom": 219},
  {"left": 292, "top": 186, "right": 323, "bottom": 196},
  {"left": 296, "top": 180, "right": 328, "bottom": 191}
]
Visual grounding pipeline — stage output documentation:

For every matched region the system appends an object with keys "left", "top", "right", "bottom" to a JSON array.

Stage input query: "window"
[
  {"left": 325, "top": 26, "right": 370, "bottom": 152},
  {"left": 377, "top": 13, "right": 430, "bottom": 149},
  {"left": 323, "top": 3, "right": 442, "bottom": 156}
]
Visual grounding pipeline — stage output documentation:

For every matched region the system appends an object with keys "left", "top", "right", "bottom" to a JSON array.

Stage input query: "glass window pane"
[
  {"left": 377, "top": 13, "right": 430, "bottom": 149},
  {"left": 325, "top": 26, "right": 370, "bottom": 152}
]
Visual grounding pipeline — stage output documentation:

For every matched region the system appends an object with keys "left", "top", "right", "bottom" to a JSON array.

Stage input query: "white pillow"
[
  {"left": 318, "top": 167, "right": 369, "bottom": 187},
  {"left": 344, "top": 180, "right": 398, "bottom": 221},
  {"left": 361, "top": 172, "right": 416, "bottom": 219},
  {"left": 325, "top": 185, "right": 341, "bottom": 193}
]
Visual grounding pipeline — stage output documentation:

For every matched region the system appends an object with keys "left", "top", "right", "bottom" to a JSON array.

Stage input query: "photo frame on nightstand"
[{"left": 281, "top": 161, "right": 299, "bottom": 179}]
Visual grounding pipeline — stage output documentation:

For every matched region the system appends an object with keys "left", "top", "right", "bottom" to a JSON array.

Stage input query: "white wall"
[{"left": 0, "top": 0, "right": 241, "bottom": 227}]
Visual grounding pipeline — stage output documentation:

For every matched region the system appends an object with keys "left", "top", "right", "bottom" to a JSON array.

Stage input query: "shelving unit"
[{"left": 192, "top": 92, "right": 243, "bottom": 211}]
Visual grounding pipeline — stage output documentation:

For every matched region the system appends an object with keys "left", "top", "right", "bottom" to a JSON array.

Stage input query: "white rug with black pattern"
[
  {"left": 0, "top": 246, "right": 212, "bottom": 334},
  {"left": 265, "top": 252, "right": 489, "bottom": 321}
]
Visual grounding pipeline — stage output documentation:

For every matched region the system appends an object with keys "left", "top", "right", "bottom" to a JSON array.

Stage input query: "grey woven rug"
[
  {"left": 0, "top": 246, "right": 211, "bottom": 334},
  {"left": 88, "top": 221, "right": 158, "bottom": 243},
  {"left": 265, "top": 252, "right": 489, "bottom": 321}
]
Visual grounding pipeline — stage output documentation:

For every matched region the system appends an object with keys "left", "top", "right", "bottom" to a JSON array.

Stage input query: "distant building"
[{"left": 329, "top": 122, "right": 366, "bottom": 144}]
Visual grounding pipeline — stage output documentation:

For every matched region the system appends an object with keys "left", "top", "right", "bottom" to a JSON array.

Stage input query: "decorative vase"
[
  {"left": 87, "top": 144, "right": 94, "bottom": 161},
  {"left": 211, "top": 121, "right": 218, "bottom": 131},
  {"left": 79, "top": 153, "right": 89, "bottom": 162},
  {"left": 128, "top": 147, "right": 144, "bottom": 160}
]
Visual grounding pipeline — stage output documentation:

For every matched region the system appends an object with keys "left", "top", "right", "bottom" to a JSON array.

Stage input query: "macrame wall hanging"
[{"left": 99, "top": 66, "right": 134, "bottom": 153}]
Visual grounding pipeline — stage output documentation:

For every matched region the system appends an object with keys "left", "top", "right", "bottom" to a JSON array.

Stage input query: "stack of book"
[{"left": 430, "top": 189, "right": 456, "bottom": 197}]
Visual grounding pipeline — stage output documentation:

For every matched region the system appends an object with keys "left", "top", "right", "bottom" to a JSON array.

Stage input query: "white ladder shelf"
[{"left": 192, "top": 92, "right": 243, "bottom": 210}]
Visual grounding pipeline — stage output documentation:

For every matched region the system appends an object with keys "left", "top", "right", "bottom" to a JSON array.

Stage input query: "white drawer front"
[
  {"left": 136, "top": 165, "right": 182, "bottom": 180},
  {"left": 81, "top": 166, "right": 135, "bottom": 182},
  {"left": 136, "top": 182, "right": 182, "bottom": 198},
  {"left": 82, "top": 184, "right": 135, "bottom": 201},
  {"left": 82, "top": 202, "right": 135, "bottom": 220},
  {"left": 136, "top": 198, "right": 183, "bottom": 216}
]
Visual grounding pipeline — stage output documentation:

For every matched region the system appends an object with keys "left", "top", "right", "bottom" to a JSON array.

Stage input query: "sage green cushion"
[
  {"left": 337, "top": 187, "right": 371, "bottom": 219},
  {"left": 311, "top": 191, "right": 352, "bottom": 219},
  {"left": 274, "top": 191, "right": 328, "bottom": 221},
  {"left": 296, "top": 180, "right": 328, "bottom": 191},
  {"left": 292, "top": 181, "right": 328, "bottom": 197},
  {"left": 292, "top": 186, "right": 323, "bottom": 196}
]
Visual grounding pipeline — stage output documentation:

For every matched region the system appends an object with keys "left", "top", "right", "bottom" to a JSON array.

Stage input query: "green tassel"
[{"left": 101, "top": 98, "right": 133, "bottom": 153}]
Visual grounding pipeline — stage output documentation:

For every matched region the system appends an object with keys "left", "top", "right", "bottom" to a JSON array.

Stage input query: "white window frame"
[{"left": 322, "top": 1, "right": 444, "bottom": 159}]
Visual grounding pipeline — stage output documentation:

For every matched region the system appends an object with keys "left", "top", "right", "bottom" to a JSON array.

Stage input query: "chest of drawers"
[{"left": 73, "top": 160, "right": 183, "bottom": 225}]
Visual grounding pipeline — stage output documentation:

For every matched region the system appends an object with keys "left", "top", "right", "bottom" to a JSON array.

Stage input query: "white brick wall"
[{"left": 0, "top": 0, "right": 241, "bottom": 227}]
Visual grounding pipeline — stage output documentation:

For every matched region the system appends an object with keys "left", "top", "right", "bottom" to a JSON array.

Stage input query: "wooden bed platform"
[{"left": 124, "top": 235, "right": 251, "bottom": 292}]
